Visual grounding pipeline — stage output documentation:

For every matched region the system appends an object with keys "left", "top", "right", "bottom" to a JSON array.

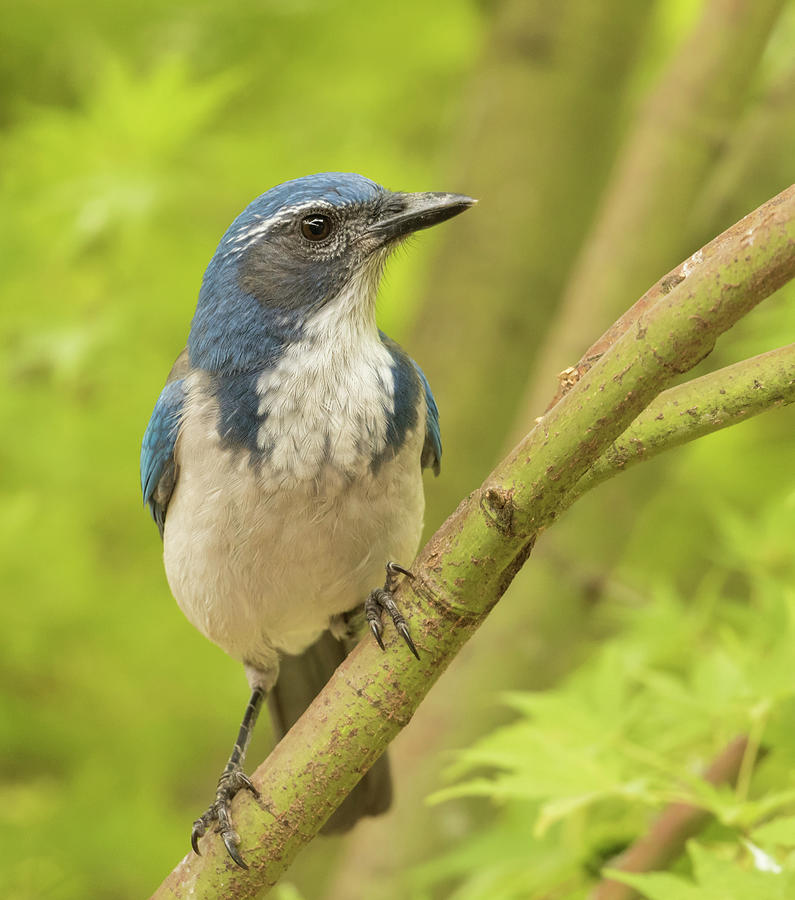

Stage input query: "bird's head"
[{"left": 188, "top": 173, "right": 475, "bottom": 373}]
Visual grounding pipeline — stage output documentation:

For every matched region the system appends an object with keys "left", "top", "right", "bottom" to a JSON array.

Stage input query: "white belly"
[{"left": 162, "top": 383, "right": 426, "bottom": 673}]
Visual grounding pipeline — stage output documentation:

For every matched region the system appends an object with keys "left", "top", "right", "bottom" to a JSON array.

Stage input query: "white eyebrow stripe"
[{"left": 225, "top": 199, "right": 341, "bottom": 248}]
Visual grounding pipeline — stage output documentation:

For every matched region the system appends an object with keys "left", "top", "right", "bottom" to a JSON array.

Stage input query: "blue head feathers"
[
  {"left": 188, "top": 174, "right": 388, "bottom": 374},
  {"left": 187, "top": 173, "right": 474, "bottom": 375}
]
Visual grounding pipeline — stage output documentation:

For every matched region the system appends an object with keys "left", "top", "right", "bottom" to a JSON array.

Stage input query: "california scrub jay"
[{"left": 140, "top": 173, "right": 474, "bottom": 867}]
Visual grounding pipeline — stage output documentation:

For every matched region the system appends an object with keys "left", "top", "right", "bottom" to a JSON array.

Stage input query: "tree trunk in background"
[
  {"left": 511, "top": 0, "right": 787, "bottom": 434},
  {"left": 325, "top": 3, "right": 790, "bottom": 898},
  {"left": 499, "top": 0, "right": 787, "bottom": 601},
  {"left": 324, "top": 2, "right": 654, "bottom": 897},
  {"left": 406, "top": 0, "right": 656, "bottom": 528},
  {"left": 689, "top": 62, "right": 795, "bottom": 251},
  {"left": 490, "top": 0, "right": 787, "bottom": 641}
]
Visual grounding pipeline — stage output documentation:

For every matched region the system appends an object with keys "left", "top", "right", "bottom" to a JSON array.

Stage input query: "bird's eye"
[{"left": 301, "top": 215, "right": 332, "bottom": 241}]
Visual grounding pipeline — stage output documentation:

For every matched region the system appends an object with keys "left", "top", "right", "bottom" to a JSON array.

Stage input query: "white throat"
[{"left": 254, "top": 257, "right": 395, "bottom": 481}]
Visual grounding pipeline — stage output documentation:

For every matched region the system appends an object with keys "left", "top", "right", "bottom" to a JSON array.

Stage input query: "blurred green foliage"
[
  {"left": 0, "top": 2, "right": 479, "bottom": 897},
  {"left": 415, "top": 494, "right": 795, "bottom": 898},
  {"left": 3, "top": 1, "right": 795, "bottom": 899}
]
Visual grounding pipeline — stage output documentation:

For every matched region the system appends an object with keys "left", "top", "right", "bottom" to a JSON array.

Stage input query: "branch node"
[
  {"left": 480, "top": 486, "right": 516, "bottom": 535},
  {"left": 660, "top": 272, "right": 685, "bottom": 294},
  {"left": 558, "top": 365, "right": 581, "bottom": 387}
]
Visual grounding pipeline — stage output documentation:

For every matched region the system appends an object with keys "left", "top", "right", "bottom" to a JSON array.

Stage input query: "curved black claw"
[
  {"left": 397, "top": 621, "right": 420, "bottom": 660},
  {"left": 365, "top": 562, "right": 420, "bottom": 659},
  {"left": 370, "top": 619, "right": 385, "bottom": 651},
  {"left": 221, "top": 829, "right": 248, "bottom": 870},
  {"left": 386, "top": 562, "right": 414, "bottom": 581},
  {"left": 190, "top": 819, "right": 204, "bottom": 856},
  {"left": 190, "top": 767, "right": 259, "bottom": 869}
]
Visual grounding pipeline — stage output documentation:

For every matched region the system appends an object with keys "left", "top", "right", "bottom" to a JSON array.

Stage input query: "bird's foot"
[
  {"left": 191, "top": 765, "right": 259, "bottom": 869},
  {"left": 365, "top": 562, "right": 419, "bottom": 659}
]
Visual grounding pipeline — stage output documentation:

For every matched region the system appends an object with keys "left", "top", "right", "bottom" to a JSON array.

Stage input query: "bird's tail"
[{"left": 267, "top": 630, "right": 392, "bottom": 834}]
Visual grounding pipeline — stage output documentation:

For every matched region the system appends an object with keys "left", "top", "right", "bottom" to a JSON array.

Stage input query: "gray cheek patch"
[{"left": 237, "top": 241, "right": 352, "bottom": 315}]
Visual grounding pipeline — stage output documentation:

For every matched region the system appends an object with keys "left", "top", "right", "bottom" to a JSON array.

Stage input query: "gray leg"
[
  {"left": 191, "top": 687, "right": 264, "bottom": 869},
  {"left": 365, "top": 562, "right": 419, "bottom": 659}
]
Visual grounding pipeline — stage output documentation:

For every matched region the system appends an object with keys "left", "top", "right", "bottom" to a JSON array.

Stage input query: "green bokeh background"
[
  {"left": 3, "top": 2, "right": 795, "bottom": 898},
  {"left": 1, "top": 3, "right": 480, "bottom": 895}
]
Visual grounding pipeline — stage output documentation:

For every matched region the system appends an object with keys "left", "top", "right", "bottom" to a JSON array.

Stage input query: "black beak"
[{"left": 367, "top": 191, "right": 476, "bottom": 243}]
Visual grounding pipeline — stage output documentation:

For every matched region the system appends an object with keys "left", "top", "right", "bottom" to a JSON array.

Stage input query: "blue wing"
[
  {"left": 141, "top": 377, "right": 186, "bottom": 539},
  {"left": 412, "top": 360, "right": 442, "bottom": 476}
]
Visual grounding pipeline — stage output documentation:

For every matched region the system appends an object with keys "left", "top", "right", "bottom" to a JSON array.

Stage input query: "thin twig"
[
  {"left": 591, "top": 736, "right": 751, "bottom": 900},
  {"left": 566, "top": 344, "right": 795, "bottom": 506}
]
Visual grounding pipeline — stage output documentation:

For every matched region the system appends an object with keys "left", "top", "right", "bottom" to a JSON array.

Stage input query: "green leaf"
[
  {"left": 753, "top": 817, "right": 795, "bottom": 847},
  {"left": 606, "top": 841, "right": 795, "bottom": 900},
  {"left": 604, "top": 868, "right": 703, "bottom": 900}
]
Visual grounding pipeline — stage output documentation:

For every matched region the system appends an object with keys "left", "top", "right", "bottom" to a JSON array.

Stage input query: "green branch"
[
  {"left": 151, "top": 186, "right": 795, "bottom": 899},
  {"left": 568, "top": 343, "right": 795, "bottom": 505}
]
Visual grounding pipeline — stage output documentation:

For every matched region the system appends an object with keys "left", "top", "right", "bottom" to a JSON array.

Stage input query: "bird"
[{"left": 140, "top": 172, "right": 475, "bottom": 867}]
